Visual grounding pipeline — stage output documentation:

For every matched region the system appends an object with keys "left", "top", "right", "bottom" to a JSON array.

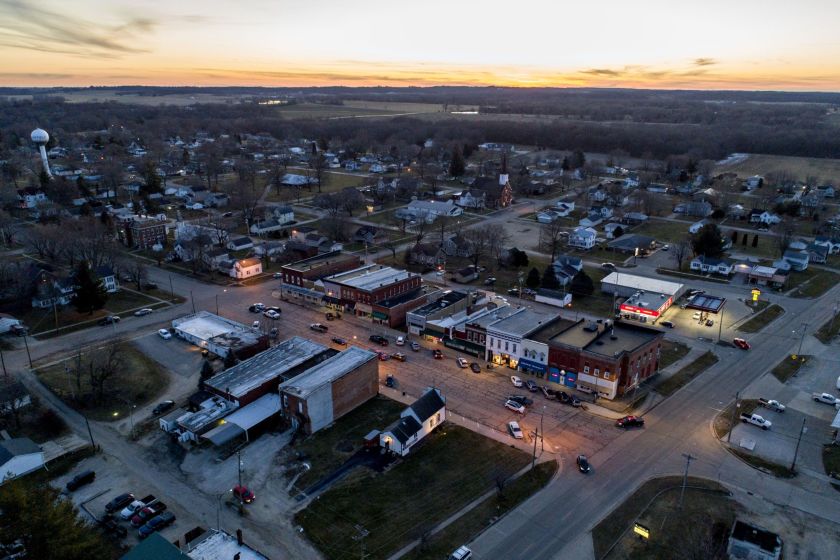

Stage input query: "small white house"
[
  {"left": 568, "top": 227, "right": 597, "bottom": 250},
  {"left": 782, "top": 250, "right": 809, "bottom": 271},
  {"left": 554, "top": 201, "right": 575, "bottom": 216},
  {"left": 380, "top": 388, "right": 446, "bottom": 456},
  {"left": 689, "top": 219, "right": 711, "bottom": 234},
  {"left": 690, "top": 255, "right": 734, "bottom": 276},
  {"left": 230, "top": 257, "right": 263, "bottom": 279},
  {"left": 0, "top": 438, "right": 44, "bottom": 483}
]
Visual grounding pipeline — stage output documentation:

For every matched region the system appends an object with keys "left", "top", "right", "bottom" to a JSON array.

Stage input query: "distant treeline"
[{"left": 1, "top": 87, "right": 839, "bottom": 160}]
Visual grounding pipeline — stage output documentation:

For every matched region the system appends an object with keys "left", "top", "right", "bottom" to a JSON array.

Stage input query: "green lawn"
[
  {"left": 737, "top": 304, "right": 785, "bottom": 333},
  {"left": 296, "top": 424, "right": 531, "bottom": 560},
  {"left": 633, "top": 219, "right": 692, "bottom": 243},
  {"left": 731, "top": 449, "right": 795, "bottom": 478},
  {"left": 593, "top": 476, "right": 733, "bottom": 560},
  {"left": 788, "top": 268, "right": 840, "bottom": 298},
  {"left": 290, "top": 396, "right": 405, "bottom": 492},
  {"left": 713, "top": 399, "right": 758, "bottom": 440},
  {"left": 104, "top": 290, "right": 166, "bottom": 314},
  {"left": 658, "top": 340, "right": 691, "bottom": 370},
  {"left": 35, "top": 343, "right": 168, "bottom": 422},
  {"left": 770, "top": 355, "right": 809, "bottom": 383},
  {"left": 402, "top": 461, "right": 558, "bottom": 560},
  {"left": 654, "top": 351, "right": 719, "bottom": 397},
  {"left": 815, "top": 314, "right": 840, "bottom": 343},
  {"left": 823, "top": 445, "right": 840, "bottom": 477}
]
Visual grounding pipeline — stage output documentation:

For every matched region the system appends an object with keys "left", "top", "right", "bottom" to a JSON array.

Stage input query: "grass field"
[
  {"left": 296, "top": 424, "right": 530, "bottom": 560},
  {"left": 658, "top": 340, "right": 691, "bottom": 369},
  {"left": 290, "top": 396, "right": 405, "bottom": 492},
  {"left": 788, "top": 268, "right": 840, "bottom": 298},
  {"left": 402, "top": 460, "right": 558, "bottom": 560},
  {"left": 815, "top": 314, "right": 840, "bottom": 343},
  {"left": 654, "top": 351, "right": 719, "bottom": 397},
  {"left": 737, "top": 304, "right": 785, "bottom": 333},
  {"left": 36, "top": 343, "right": 168, "bottom": 422},
  {"left": 713, "top": 399, "right": 758, "bottom": 440},
  {"left": 716, "top": 153, "right": 840, "bottom": 185},
  {"left": 593, "top": 476, "right": 733, "bottom": 560},
  {"left": 823, "top": 445, "right": 840, "bottom": 477},
  {"left": 274, "top": 101, "right": 448, "bottom": 120},
  {"left": 633, "top": 218, "right": 693, "bottom": 243},
  {"left": 8, "top": 91, "right": 249, "bottom": 106}
]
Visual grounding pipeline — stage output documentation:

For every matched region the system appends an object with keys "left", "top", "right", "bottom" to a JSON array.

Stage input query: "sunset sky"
[{"left": 1, "top": 0, "right": 839, "bottom": 90}]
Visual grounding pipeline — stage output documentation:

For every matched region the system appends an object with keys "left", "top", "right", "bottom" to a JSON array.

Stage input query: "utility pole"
[
  {"left": 169, "top": 274, "right": 174, "bottom": 301},
  {"left": 22, "top": 334, "right": 32, "bottom": 368},
  {"left": 237, "top": 451, "right": 243, "bottom": 500},
  {"left": 540, "top": 406, "right": 545, "bottom": 453},
  {"left": 0, "top": 347, "right": 6, "bottom": 378},
  {"left": 790, "top": 418, "right": 807, "bottom": 472},
  {"left": 191, "top": 290, "right": 196, "bottom": 314},
  {"left": 353, "top": 525, "right": 369, "bottom": 559},
  {"left": 796, "top": 322, "right": 808, "bottom": 357},
  {"left": 717, "top": 306, "right": 724, "bottom": 343},
  {"left": 531, "top": 427, "right": 539, "bottom": 469},
  {"left": 679, "top": 452, "right": 696, "bottom": 510},
  {"left": 83, "top": 415, "right": 96, "bottom": 450},
  {"left": 727, "top": 391, "right": 739, "bottom": 443}
]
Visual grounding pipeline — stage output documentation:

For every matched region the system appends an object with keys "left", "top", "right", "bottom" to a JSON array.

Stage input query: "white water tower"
[{"left": 31, "top": 128, "right": 52, "bottom": 179}]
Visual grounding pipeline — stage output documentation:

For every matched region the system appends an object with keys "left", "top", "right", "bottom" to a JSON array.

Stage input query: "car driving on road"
[
  {"left": 576, "top": 454, "right": 591, "bottom": 474},
  {"left": 309, "top": 323, "right": 328, "bottom": 333},
  {"left": 134, "top": 308, "right": 153, "bottom": 316},
  {"left": 157, "top": 329, "right": 171, "bottom": 340},
  {"left": 733, "top": 338, "right": 751, "bottom": 350},
  {"left": 616, "top": 415, "right": 645, "bottom": 428},
  {"left": 152, "top": 400, "right": 175, "bottom": 415}
]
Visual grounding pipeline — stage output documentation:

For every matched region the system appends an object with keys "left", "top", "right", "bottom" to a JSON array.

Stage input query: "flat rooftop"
[
  {"left": 206, "top": 336, "right": 330, "bottom": 398},
  {"left": 188, "top": 530, "right": 269, "bottom": 560},
  {"left": 486, "top": 308, "right": 559, "bottom": 337},
  {"left": 409, "top": 290, "right": 468, "bottom": 317},
  {"left": 601, "top": 272, "right": 683, "bottom": 296},
  {"left": 470, "top": 305, "right": 520, "bottom": 328},
  {"left": 280, "top": 346, "right": 377, "bottom": 399},
  {"left": 528, "top": 318, "right": 578, "bottom": 344},
  {"left": 550, "top": 319, "right": 660, "bottom": 357},
  {"left": 283, "top": 250, "right": 358, "bottom": 273},
  {"left": 686, "top": 293, "right": 726, "bottom": 313},
  {"left": 172, "top": 311, "right": 253, "bottom": 342},
  {"left": 376, "top": 287, "right": 427, "bottom": 309},
  {"left": 326, "top": 264, "right": 417, "bottom": 292},
  {"left": 621, "top": 290, "right": 671, "bottom": 311}
]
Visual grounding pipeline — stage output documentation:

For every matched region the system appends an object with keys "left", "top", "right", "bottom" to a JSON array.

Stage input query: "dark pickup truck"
[{"left": 131, "top": 502, "right": 167, "bottom": 527}]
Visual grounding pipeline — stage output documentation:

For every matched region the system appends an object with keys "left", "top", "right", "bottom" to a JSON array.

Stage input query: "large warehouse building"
[{"left": 172, "top": 311, "right": 268, "bottom": 359}]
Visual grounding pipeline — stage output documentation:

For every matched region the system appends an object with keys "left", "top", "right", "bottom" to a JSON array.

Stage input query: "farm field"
[
  {"left": 716, "top": 153, "right": 840, "bottom": 185},
  {"left": 274, "top": 101, "right": 449, "bottom": 119}
]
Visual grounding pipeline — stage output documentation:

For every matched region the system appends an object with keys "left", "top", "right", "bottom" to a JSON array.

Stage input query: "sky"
[{"left": 0, "top": 0, "right": 839, "bottom": 91}]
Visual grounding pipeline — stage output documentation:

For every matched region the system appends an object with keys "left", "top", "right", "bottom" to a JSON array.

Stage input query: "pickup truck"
[
  {"left": 740, "top": 413, "right": 772, "bottom": 430},
  {"left": 812, "top": 393, "right": 840, "bottom": 405},
  {"left": 120, "top": 494, "right": 155, "bottom": 520},
  {"left": 131, "top": 502, "right": 167, "bottom": 527},
  {"left": 758, "top": 398, "right": 786, "bottom": 412}
]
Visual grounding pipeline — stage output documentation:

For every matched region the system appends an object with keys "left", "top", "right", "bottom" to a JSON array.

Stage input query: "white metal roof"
[
  {"left": 280, "top": 346, "right": 376, "bottom": 399},
  {"left": 601, "top": 272, "right": 683, "bottom": 296},
  {"left": 223, "top": 393, "right": 281, "bottom": 431}
]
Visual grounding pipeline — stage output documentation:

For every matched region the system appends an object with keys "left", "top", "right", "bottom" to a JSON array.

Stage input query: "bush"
[{"left": 38, "top": 409, "right": 67, "bottom": 438}]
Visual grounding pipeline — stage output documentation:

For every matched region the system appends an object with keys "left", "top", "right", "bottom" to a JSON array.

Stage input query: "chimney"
[{"left": 236, "top": 529, "right": 243, "bottom": 546}]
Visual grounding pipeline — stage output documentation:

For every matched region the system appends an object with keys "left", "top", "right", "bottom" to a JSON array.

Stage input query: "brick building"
[
  {"left": 321, "top": 264, "right": 422, "bottom": 319},
  {"left": 546, "top": 319, "right": 663, "bottom": 399},
  {"left": 279, "top": 251, "right": 361, "bottom": 287},
  {"left": 279, "top": 346, "right": 378, "bottom": 434},
  {"left": 127, "top": 218, "right": 167, "bottom": 250}
]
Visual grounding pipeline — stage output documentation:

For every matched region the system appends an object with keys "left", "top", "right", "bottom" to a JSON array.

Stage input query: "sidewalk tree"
[
  {"left": 71, "top": 262, "right": 107, "bottom": 315},
  {"left": 541, "top": 266, "right": 560, "bottom": 290},
  {"left": 525, "top": 267, "right": 541, "bottom": 289},
  {"left": 673, "top": 238, "right": 691, "bottom": 271}
]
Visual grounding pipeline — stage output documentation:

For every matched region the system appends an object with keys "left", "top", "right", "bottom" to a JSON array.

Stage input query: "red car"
[
  {"left": 232, "top": 484, "right": 255, "bottom": 504},
  {"left": 616, "top": 415, "right": 645, "bottom": 428},
  {"left": 733, "top": 338, "right": 751, "bottom": 350},
  {"left": 377, "top": 352, "right": 390, "bottom": 361}
]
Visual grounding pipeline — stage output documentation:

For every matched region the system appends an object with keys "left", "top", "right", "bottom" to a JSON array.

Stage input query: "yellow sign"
[
  {"left": 633, "top": 523, "right": 650, "bottom": 539},
  {"left": 751, "top": 289, "right": 761, "bottom": 302}
]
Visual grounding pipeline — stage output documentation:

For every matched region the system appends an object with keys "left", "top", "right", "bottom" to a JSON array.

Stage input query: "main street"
[{"left": 470, "top": 282, "right": 840, "bottom": 559}]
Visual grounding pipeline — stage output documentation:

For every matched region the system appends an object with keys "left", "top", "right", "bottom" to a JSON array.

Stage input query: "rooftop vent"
[{"left": 583, "top": 323, "right": 599, "bottom": 332}]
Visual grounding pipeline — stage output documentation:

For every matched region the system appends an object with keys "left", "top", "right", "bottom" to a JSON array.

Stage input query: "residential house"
[
  {"left": 408, "top": 243, "right": 445, "bottom": 268},
  {"left": 745, "top": 176, "right": 764, "bottom": 190},
  {"left": 250, "top": 217, "right": 286, "bottom": 235},
  {"left": 807, "top": 242, "right": 828, "bottom": 264},
  {"left": 203, "top": 248, "right": 231, "bottom": 270},
  {"left": 578, "top": 212, "right": 603, "bottom": 228},
  {"left": 467, "top": 174, "right": 513, "bottom": 209},
  {"left": 589, "top": 188, "right": 607, "bottom": 203},
  {"left": 253, "top": 241, "right": 285, "bottom": 259},
  {"left": 453, "top": 266, "right": 479, "bottom": 283},
  {"left": 551, "top": 255, "right": 583, "bottom": 286},
  {"left": 814, "top": 236, "right": 840, "bottom": 255},
  {"left": 396, "top": 200, "right": 463, "bottom": 223},
  {"left": 782, "top": 250, "right": 809, "bottom": 271},
  {"left": 590, "top": 206, "right": 613, "bottom": 219},
  {"left": 457, "top": 190, "right": 485, "bottom": 209},
  {"left": 604, "top": 222, "right": 624, "bottom": 239},
  {"left": 271, "top": 205, "right": 294, "bottom": 224},
  {"left": 442, "top": 233, "right": 473, "bottom": 258},
  {"left": 30, "top": 268, "right": 75, "bottom": 308},
  {"left": 568, "top": 227, "right": 597, "bottom": 250},
  {"left": 816, "top": 185, "right": 836, "bottom": 198},
  {"left": 226, "top": 236, "right": 254, "bottom": 252},
  {"left": 554, "top": 201, "right": 575, "bottom": 216},
  {"left": 690, "top": 255, "right": 735, "bottom": 276},
  {"left": 726, "top": 520, "right": 782, "bottom": 560},
  {"left": 728, "top": 204, "right": 747, "bottom": 219},
  {"left": 682, "top": 201, "right": 713, "bottom": 217},
  {"left": 749, "top": 209, "right": 782, "bottom": 225},
  {"left": 537, "top": 211, "right": 561, "bottom": 223},
  {"left": 17, "top": 188, "right": 47, "bottom": 209},
  {"left": 688, "top": 219, "right": 711, "bottom": 234},
  {"left": 95, "top": 266, "right": 120, "bottom": 293},
  {"left": 281, "top": 173, "right": 312, "bottom": 186},
  {"left": 205, "top": 192, "right": 230, "bottom": 208},
  {"left": 230, "top": 258, "right": 262, "bottom": 279},
  {"left": 0, "top": 438, "right": 44, "bottom": 482},
  {"left": 624, "top": 174, "right": 640, "bottom": 188},
  {"left": 621, "top": 212, "right": 648, "bottom": 225},
  {"left": 379, "top": 388, "right": 446, "bottom": 456},
  {"left": 353, "top": 226, "right": 385, "bottom": 245}
]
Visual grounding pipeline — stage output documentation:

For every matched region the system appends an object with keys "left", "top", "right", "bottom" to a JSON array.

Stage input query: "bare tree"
[
  {"left": 539, "top": 220, "right": 566, "bottom": 261},
  {"left": 87, "top": 342, "right": 125, "bottom": 404},
  {"left": 775, "top": 220, "right": 794, "bottom": 257},
  {"left": 408, "top": 216, "right": 432, "bottom": 244},
  {"left": 0, "top": 210, "right": 19, "bottom": 248},
  {"left": 673, "top": 238, "right": 691, "bottom": 271},
  {"left": 313, "top": 193, "right": 342, "bottom": 217},
  {"left": 320, "top": 215, "right": 351, "bottom": 242},
  {"left": 462, "top": 226, "right": 491, "bottom": 269},
  {"left": 310, "top": 152, "right": 327, "bottom": 193},
  {"left": 227, "top": 179, "right": 261, "bottom": 233},
  {"left": 119, "top": 259, "right": 148, "bottom": 291},
  {"left": 485, "top": 225, "right": 510, "bottom": 266},
  {"left": 339, "top": 187, "right": 365, "bottom": 216},
  {"left": 26, "top": 224, "right": 68, "bottom": 262}
]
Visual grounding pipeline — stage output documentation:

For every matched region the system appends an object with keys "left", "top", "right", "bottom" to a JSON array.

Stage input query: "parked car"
[
  {"left": 812, "top": 392, "right": 840, "bottom": 405},
  {"left": 252, "top": 320, "right": 260, "bottom": 329},
  {"left": 249, "top": 303, "right": 265, "bottom": 313},
  {"left": 263, "top": 310, "right": 280, "bottom": 319},
  {"left": 66, "top": 470, "right": 95, "bottom": 491},
  {"left": 134, "top": 308, "right": 153, "bottom": 317},
  {"left": 432, "top": 349, "right": 443, "bottom": 359},
  {"left": 369, "top": 334, "right": 388, "bottom": 346},
  {"left": 540, "top": 386, "right": 557, "bottom": 400},
  {"left": 616, "top": 415, "right": 645, "bottom": 428},
  {"left": 601, "top": 262, "right": 616, "bottom": 270},
  {"left": 507, "top": 288, "right": 520, "bottom": 296},
  {"left": 758, "top": 398, "right": 786, "bottom": 412},
  {"left": 120, "top": 495, "right": 154, "bottom": 520},
  {"left": 331, "top": 337, "right": 347, "bottom": 346},
  {"left": 456, "top": 357, "right": 468, "bottom": 368},
  {"left": 410, "top": 342, "right": 421, "bottom": 351},
  {"left": 661, "top": 244, "right": 669, "bottom": 251},
  {"left": 138, "top": 511, "right": 175, "bottom": 539},
  {"left": 392, "top": 352, "right": 407, "bottom": 362},
  {"left": 705, "top": 319, "right": 714, "bottom": 327},
  {"left": 739, "top": 413, "right": 772, "bottom": 430},
  {"left": 507, "top": 421, "right": 524, "bottom": 439},
  {"left": 659, "top": 321, "right": 674, "bottom": 328},
  {"left": 152, "top": 400, "right": 175, "bottom": 415},
  {"left": 484, "top": 277, "right": 497, "bottom": 285},
  {"left": 273, "top": 272, "right": 282, "bottom": 279},
  {"left": 504, "top": 400, "right": 526, "bottom": 414},
  {"left": 98, "top": 316, "right": 120, "bottom": 326},
  {"left": 692, "top": 311, "right": 701, "bottom": 320},
  {"left": 232, "top": 484, "right": 255, "bottom": 504},
  {"left": 576, "top": 454, "right": 591, "bottom": 474},
  {"left": 325, "top": 312, "right": 335, "bottom": 320},
  {"left": 100, "top": 516, "right": 128, "bottom": 538},
  {"left": 395, "top": 336, "right": 405, "bottom": 346},
  {"left": 470, "top": 362, "right": 481, "bottom": 373},
  {"left": 309, "top": 323, "right": 328, "bottom": 333},
  {"left": 157, "top": 329, "right": 171, "bottom": 340},
  {"left": 510, "top": 375, "right": 523, "bottom": 388},
  {"left": 448, "top": 546, "right": 473, "bottom": 560},
  {"left": 269, "top": 327, "right": 278, "bottom": 339},
  {"left": 105, "top": 493, "right": 135, "bottom": 513},
  {"left": 385, "top": 374, "right": 395, "bottom": 388},
  {"left": 506, "top": 395, "right": 533, "bottom": 406},
  {"left": 733, "top": 338, "right": 751, "bottom": 350},
  {"left": 222, "top": 211, "right": 233, "bottom": 218},
  {"left": 377, "top": 352, "right": 390, "bottom": 361},
  {"left": 525, "top": 379, "right": 539, "bottom": 392},
  {"left": 131, "top": 502, "right": 167, "bottom": 527}
]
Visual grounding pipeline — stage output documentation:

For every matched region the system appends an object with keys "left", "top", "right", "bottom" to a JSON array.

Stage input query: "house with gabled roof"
[{"left": 379, "top": 388, "right": 446, "bottom": 456}]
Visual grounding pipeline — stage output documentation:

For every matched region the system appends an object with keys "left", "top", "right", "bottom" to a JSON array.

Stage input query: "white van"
[{"left": 448, "top": 546, "right": 472, "bottom": 560}]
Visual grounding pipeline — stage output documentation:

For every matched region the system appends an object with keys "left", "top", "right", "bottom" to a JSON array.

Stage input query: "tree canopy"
[
  {"left": 525, "top": 267, "right": 541, "bottom": 289},
  {"left": 690, "top": 224, "right": 726, "bottom": 258},
  {"left": 570, "top": 270, "right": 594, "bottom": 296},
  {"left": 71, "top": 262, "right": 107, "bottom": 315}
]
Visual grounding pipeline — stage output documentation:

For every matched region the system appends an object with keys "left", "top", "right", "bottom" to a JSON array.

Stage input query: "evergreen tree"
[
  {"left": 570, "top": 270, "right": 594, "bottom": 296},
  {"left": 752, "top": 234, "right": 759, "bottom": 247},
  {"left": 38, "top": 170, "right": 50, "bottom": 188},
  {"left": 525, "top": 267, "right": 541, "bottom": 289},
  {"left": 448, "top": 146, "right": 465, "bottom": 177},
  {"left": 742, "top": 232, "right": 748, "bottom": 246},
  {"left": 541, "top": 266, "right": 560, "bottom": 290},
  {"left": 731, "top": 230, "right": 738, "bottom": 244},
  {"left": 201, "top": 360, "right": 214, "bottom": 379},
  {"left": 612, "top": 226, "right": 624, "bottom": 239},
  {"left": 691, "top": 224, "right": 725, "bottom": 257},
  {"left": 71, "top": 262, "right": 107, "bottom": 315}
]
